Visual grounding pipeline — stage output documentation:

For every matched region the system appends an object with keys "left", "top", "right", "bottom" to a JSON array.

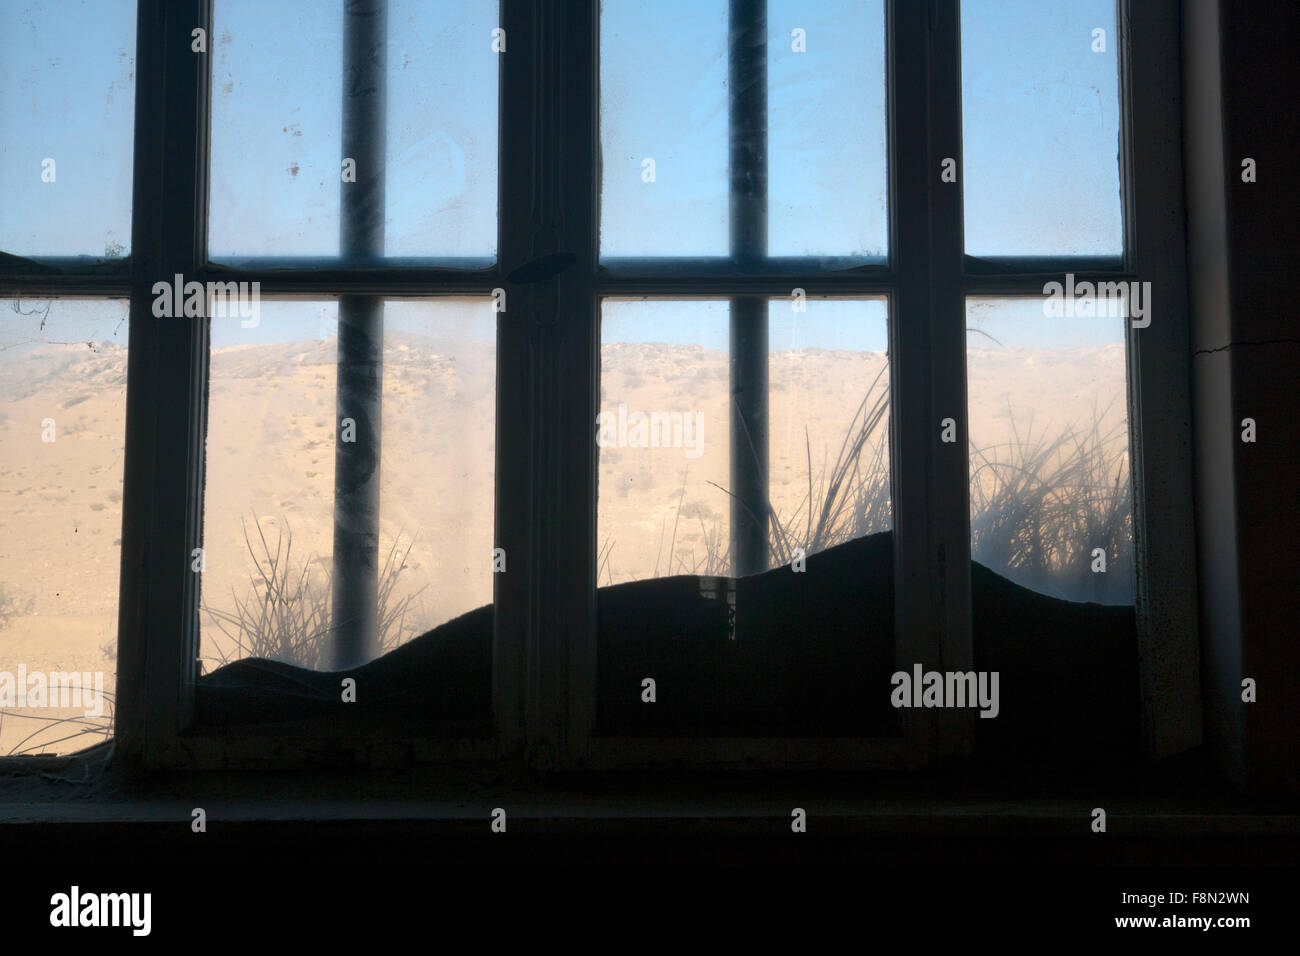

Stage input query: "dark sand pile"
[{"left": 197, "top": 531, "right": 1138, "bottom": 757}]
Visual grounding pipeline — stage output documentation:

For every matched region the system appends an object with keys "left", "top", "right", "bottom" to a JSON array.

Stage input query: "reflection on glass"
[
  {"left": 966, "top": 297, "right": 1132, "bottom": 603},
  {"left": 961, "top": 0, "right": 1122, "bottom": 257}
]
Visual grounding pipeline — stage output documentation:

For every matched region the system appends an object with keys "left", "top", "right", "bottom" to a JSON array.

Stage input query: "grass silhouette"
[
  {"left": 603, "top": 368, "right": 1133, "bottom": 605},
  {"left": 0, "top": 687, "right": 115, "bottom": 757},
  {"left": 200, "top": 514, "right": 427, "bottom": 671}
]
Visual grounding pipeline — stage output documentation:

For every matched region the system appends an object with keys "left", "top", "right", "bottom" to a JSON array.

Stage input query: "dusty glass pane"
[
  {"left": 0, "top": 298, "right": 127, "bottom": 754},
  {"left": 0, "top": 1, "right": 137, "bottom": 257},
  {"left": 598, "top": 300, "right": 730, "bottom": 582},
  {"left": 383, "top": 0, "right": 498, "bottom": 258},
  {"left": 596, "top": 297, "right": 896, "bottom": 737},
  {"left": 209, "top": 0, "right": 497, "bottom": 259},
  {"left": 768, "top": 298, "right": 891, "bottom": 551},
  {"left": 966, "top": 297, "right": 1133, "bottom": 603},
  {"left": 961, "top": 0, "right": 1122, "bottom": 257},
  {"left": 599, "top": 298, "right": 891, "bottom": 582},
  {"left": 768, "top": 0, "right": 887, "bottom": 260},
  {"left": 380, "top": 299, "right": 495, "bottom": 638},
  {"left": 600, "top": 0, "right": 729, "bottom": 258},
  {"left": 209, "top": 2, "right": 342, "bottom": 257},
  {"left": 199, "top": 299, "right": 496, "bottom": 684},
  {"left": 199, "top": 302, "right": 340, "bottom": 671}
]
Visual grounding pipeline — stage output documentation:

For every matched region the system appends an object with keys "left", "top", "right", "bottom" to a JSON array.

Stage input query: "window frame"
[{"left": 0, "top": 0, "right": 1198, "bottom": 771}]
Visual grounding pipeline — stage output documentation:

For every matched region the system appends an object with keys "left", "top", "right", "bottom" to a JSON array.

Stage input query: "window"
[
  {"left": 1, "top": 0, "right": 137, "bottom": 755},
  {"left": 0, "top": 299, "right": 128, "bottom": 755},
  {"left": 966, "top": 297, "right": 1133, "bottom": 605},
  {"left": 198, "top": 299, "right": 496, "bottom": 675},
  {"left": 0, "top": 0, "right": 1197, "bottom": 768},
  {"left": 0, "top": 0, "right": 137, "bottom": 259},
  {"left": 961, "top": 0, "right": 1123, "bottom": 258}
]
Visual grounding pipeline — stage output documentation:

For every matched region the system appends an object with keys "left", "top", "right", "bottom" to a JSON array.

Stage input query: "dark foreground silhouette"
[{"left": 197, "top": 531, "right": 1138, "bottom": 757}]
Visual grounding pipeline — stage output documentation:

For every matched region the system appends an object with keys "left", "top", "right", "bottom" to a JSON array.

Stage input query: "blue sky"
[
  {"left": 601, "top": 0, "right": 889, "bottom": 259},
  {"left": 962, "top": 0, "right": 1122, "bottom": 256},
  {"left": 0, "top": 0, "right": 136, "bottom": 257},
  {"left": 2, "top": 0, "right": 1124, "bottom": 352},
  {"left": 208, "top": 0, "right": 499, "bottom": 258}
]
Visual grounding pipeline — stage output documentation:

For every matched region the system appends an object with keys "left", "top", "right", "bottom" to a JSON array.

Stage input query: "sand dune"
[{"left": 0, "top": 332, "right": 1127, "bottom": 752}]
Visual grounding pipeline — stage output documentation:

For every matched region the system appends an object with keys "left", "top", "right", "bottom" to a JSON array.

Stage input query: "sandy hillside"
[{"left": 0, "top": 333, "right": 1127, "bottom": 753}]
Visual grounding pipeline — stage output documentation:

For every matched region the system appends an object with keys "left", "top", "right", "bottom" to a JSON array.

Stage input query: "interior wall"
[{"left": 1183, "top": 0, "right": 1300, "bottom": 793}]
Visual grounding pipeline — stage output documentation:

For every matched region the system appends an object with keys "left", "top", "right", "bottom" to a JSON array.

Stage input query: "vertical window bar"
[
  {"left": 332, "top": 0, "right": 388, "bottom": 668},
  {"left": 1122, "top": 0, "right": 1200, "bottom": 756},
  {"left": 925, "top": 0, "right": 975, "bottom": 756},
  {"left": 558, "top": 0, "right": 601, "bottom": 758},
  {"left": 728, "top": 0, "right": 770, "bottom": 577},
  {"left": 494, "top": 0, "right": 533, "bottom": 754},
  {"left": 116, "top": 0, "right": 212, "bottom": 766},
  {"left": 495, "top": 0, "right": 598, "bottom": 765},
  {"left": 887, "top": 0, "right": 971, "bottom": 761}
]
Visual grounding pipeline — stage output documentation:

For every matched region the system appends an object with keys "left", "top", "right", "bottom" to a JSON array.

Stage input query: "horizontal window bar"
[
  {"left": 964, "top": 271, "right": 1140, "bottom": 296},
  {"left": 0, "top": 254, "right": 131, "bottom": 274},
  {"left": 196, "top": 261, "right": 501, "bottom": 296},
  {"left": 205, "top": 256, "right": 496, "bottom": 272},
  {"left": 0, "top": 256, "right": 133, "bottom": 297},
  {"left": 964, "top": 255, "right": 1129, "bottom": 276},
  {"left": 0, "top": 277, "right": 134, "bottom": 298},
  {"left": 600, "top": 256, "right": 890, "bottom": 276},
  {"left": 598, "top": 273, "right": 897, "bottom": 297}
]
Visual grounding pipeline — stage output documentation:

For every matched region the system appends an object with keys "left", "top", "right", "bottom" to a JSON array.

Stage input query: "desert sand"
[{"left": 0, "top": 324, "right": 1127, "bottom": 753}]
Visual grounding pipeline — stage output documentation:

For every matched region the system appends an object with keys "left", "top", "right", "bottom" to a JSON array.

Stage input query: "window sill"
[{"left": 1, "top": 746, "right": 1295, "bottom": 867}]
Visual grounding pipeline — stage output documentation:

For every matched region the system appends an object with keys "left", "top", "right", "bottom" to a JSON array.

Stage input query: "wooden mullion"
[
  {"left": 924, "top": 0, "right": 975, "bottom": 758},
  {"left": 115, "top": 0, "right": 212, "bottom": 768}
]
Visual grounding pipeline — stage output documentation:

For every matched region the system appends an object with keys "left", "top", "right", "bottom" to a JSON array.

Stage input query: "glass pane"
[
  {"left": 383, "top": 0, "right": 498, "bottom": 258},
  {"left": 209, "top": 2, "right": 342, "bottom": 257},
  {"left": 966, "top": 297, "right": 1133, "bottom": 603},
  {"left": 596, "top": 298, "right": 895, "bottom": 737},
  {"left": 768, "top": 0, "right": 887, "bottom": 260},
  {"left": 380, "top": 300, "right": 495, "bottom": 638},
  {"left": 200, "top": 302, "right": 340, "bottom": 671},
  {"left": 768, "top": 298, "right": 892, "bottom": 546},
  {"left": 599, "top": 297, "right": 892, "bottom": 581},
  {"left": 598, "top": 300, "right": 731, "bottom": 582},
  {"left": 961, "top": 0, "right": 1122, "bottom": 257},
  {"left": 0, "top": 1, "right": 137, "bottom": 257},
  {"left": 199, "top": 297, "right": 496, "bottom": 720},
  {"left": 0, "top": 299, "right": 127, "bottom": 754},
  {"left": 209, "top": 0, "right": 498, "bottom": 259},
  {"left": 600, "top": 0, "right": 730, "bottom": 258}
]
